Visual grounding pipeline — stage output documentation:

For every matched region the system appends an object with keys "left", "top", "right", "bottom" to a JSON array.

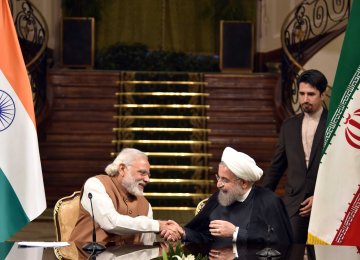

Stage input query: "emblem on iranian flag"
[{"left": 344, "top": 109, "right": 360, "bottom": 149}]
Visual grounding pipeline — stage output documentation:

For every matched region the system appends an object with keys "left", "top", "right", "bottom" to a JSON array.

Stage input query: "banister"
[{"left": 278, "top": 0, "right": 350, "bottom": 118}]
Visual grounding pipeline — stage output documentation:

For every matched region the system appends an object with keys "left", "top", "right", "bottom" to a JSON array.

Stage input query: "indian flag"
[
  {"left": 308, "top": 1, "right": 360, "bottom": 245},
  {"left": 0, "top": 0, "right": 46, "bottom": 241}
]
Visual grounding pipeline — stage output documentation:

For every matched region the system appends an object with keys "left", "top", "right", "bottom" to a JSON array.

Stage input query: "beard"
[
  {"left": 122, "top": 174, "right": 145, "bottom": 197},
  {"left": 301, "top": 103, "right": 314, "bottom": 114},
  {"left": 218, "top": 185, "right": 244, "bottom": 207}
]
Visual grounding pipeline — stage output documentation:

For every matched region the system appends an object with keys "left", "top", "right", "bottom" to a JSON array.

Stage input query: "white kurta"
[{"left": 81, "top": 177, "right": 159, "bottom": 244}]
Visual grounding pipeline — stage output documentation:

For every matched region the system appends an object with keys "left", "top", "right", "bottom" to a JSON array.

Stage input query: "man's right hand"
[
  {"left": 159, "top": 220, "right": 184, "bottom": 241},
  {"left": 299, "top": 196, "right": 313, "bottom": 217}
]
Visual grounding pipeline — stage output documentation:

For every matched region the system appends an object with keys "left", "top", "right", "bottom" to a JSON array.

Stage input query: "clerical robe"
[{"left": 184, "top": 186, "right": 293, "bottom": 244}]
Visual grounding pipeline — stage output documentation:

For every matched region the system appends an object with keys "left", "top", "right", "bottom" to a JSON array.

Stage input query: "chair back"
[
  {"left": 195, "top": 198, "right": 208, "bottom": 215},
  {"left": 53, "top": 191, "right": 81, "bottom": 241}
]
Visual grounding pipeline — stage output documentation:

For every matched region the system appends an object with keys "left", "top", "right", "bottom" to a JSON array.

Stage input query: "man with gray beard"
[
  {"left": 70, "top": 148, "right": 182, "bottom": 245},
  {"left": 177, "top": 147, "right": 293, "bottom": 245}
]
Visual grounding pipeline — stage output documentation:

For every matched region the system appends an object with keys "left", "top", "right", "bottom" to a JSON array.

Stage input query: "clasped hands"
[
  {"left": 159, "top": 220, "right": 184, "bottom": 242},
  {"left": 159, "top": 219, "right": 236, "bottom": 242}
]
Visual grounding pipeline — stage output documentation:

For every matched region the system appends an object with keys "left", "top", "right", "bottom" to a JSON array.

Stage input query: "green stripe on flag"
[
  {"left": 309, "top": 1, "right": 360, "bottom": 245},
  {"left": 322, "top": 1, "right": 360, "bottom": 153},
  {"left": 0, "top": 242, "right": 15, "bottom": 259},
  {"left": 0, "top": 168, "right": 29, "bottom": 241}
]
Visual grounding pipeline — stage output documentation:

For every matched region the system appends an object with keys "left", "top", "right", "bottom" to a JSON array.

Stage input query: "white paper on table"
[{"left": 18, "top": 241, "right": 70, "bottom": 248}]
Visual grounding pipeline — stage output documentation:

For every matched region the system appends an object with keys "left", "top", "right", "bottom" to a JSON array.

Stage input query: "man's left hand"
[
  {"left": 209, "top": 220, "right": 235, "bottom": 237},
  {"left": 209, "top": 247, "right": 234, "bottom": 260},
  {"left": 299, "top": 196, "right": 313, "bottom": 217}
]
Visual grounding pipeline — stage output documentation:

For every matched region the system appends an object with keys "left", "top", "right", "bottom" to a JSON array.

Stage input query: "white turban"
[{"left": 221, "top": 147, "right": 263, "bottom": 182}]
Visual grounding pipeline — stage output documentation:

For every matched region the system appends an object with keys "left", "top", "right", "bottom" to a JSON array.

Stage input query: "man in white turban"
[
  {"left": 221, "top": 146, "right": 263, "bottom": 182},
  {"left": 168, "top": 147, "right": 293, "bottom": 246}
]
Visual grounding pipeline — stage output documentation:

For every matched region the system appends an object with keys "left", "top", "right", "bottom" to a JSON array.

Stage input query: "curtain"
[{"left": 96, "top": 0, "right": 256, "bottom": 54}]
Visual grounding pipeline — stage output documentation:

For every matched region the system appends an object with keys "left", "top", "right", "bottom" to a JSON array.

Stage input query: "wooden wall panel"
[
  {"left": 42, "top": 69, "right": 119, "bottom": 206},
  {"left": 204, "top": 73, "right": 286, "bottom": 195}
]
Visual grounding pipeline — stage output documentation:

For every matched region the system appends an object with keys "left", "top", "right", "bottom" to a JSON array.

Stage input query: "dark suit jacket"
[{"left": 262, "top": 109, "right": 328, "bottom": 218}]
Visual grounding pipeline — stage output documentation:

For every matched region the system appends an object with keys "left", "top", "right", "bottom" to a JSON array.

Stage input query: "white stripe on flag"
[
  {"left": 313, "top": 245, "right": 360, "bottom": 260},
  {"left": 0, "top": 70, "right": 46, "bottom": 220},
  {"left": 310, "top": 101, "right": 360, "bottom": 242}
]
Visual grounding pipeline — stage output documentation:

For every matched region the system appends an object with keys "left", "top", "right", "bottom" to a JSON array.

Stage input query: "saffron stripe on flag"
[
  {"left": 0, "top": 70, "right": 46, "bottom": 240},
  {"left": 0, "top": 0, "right": 35, "bottom": 125},
  {"left": 0, "top": 0, "right": 46, "bottom": 242}
]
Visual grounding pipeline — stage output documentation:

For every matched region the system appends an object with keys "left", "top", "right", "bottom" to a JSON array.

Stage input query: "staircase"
[
  {"left": 113, "top": 72, "right": 213, "bottom": 215},
  {"left": 280, "top": 0, "right": 350, "bottom": 116},
  {"left": 11, "top": 0, "right": 49, "bottom": 122},
  {"left": 43, "top": 69, "right": 283, "bottom": 222}
]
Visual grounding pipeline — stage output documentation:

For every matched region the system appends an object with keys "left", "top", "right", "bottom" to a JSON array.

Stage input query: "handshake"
[{"left": 159, "top": 220, "right": 184, "bottom": 242}]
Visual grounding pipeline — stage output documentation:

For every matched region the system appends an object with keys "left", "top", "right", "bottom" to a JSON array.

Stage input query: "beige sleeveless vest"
[{"left": 69, "top": 175, "right": 149, "bottom": 243}]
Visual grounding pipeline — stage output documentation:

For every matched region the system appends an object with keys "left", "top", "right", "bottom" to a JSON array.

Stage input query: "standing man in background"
[{"left": 262, "top": 69, "right": 328, "bottom": 243}]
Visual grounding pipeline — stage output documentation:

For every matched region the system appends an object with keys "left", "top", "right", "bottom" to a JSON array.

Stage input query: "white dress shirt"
[{"left": 302, "top": 107, "right": 323, "bottom": 167}]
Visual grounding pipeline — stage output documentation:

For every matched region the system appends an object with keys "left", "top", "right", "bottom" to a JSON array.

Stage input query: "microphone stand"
[
  {"left": 82, "top": 193, "right": 106, "bottom": 255},
  {"left": 256, "top": 225, "right": 281, "bottom": 259}
]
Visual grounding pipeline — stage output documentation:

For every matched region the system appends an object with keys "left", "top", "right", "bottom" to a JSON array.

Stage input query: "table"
[{"left": 1, "top": 241, "right": 359, "bottom": 259}]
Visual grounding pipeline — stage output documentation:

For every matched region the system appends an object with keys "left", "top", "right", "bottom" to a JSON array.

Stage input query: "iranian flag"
[
  {"left": 0, "top": 0, "right": 46, "bottom": 241},
  {"left": 308, "top": 1, "right": 360, "bottom": 245}
]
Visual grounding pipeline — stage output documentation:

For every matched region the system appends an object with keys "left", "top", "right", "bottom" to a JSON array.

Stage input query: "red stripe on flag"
[{"left": 333, "top": 186, "right": 360, "bottom": 246}]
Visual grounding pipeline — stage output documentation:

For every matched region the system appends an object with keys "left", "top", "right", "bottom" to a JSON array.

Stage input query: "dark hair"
[{"left": 297, "top": 69, "right": 328, "bottom": 94}]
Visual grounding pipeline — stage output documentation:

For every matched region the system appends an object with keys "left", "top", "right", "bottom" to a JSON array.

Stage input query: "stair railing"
[
  {"left": 278, "top": 0, "right": 350, "bottom": 119},
  {"left": 10, "top": 0, "right": 49, "bottom": 124}
]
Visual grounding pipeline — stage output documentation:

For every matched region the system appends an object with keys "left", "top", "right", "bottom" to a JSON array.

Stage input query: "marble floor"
[
  {"left": 9, "top": 220, "right": 56, "bottom": 242},
  {"left": 9, "top": 208, "right": 55, "bottom": 242}
]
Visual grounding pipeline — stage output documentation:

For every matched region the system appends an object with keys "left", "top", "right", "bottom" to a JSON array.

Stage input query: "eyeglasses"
[{"left": 215, "top": 174, "right": 240, "bottom": 184}]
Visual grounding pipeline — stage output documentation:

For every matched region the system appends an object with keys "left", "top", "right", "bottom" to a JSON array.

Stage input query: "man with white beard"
[
  {"left": 70, "top": 148, "right": 182, "bottom": 244},
  {"left": 178, "top": 147, "right": 293, "bottom": 245}
]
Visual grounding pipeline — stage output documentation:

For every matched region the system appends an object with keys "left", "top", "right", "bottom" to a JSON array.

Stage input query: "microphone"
[
  {"left": 82, "top": 193, "right": 106, "bottom": 254},
  {"left": 256, "top": 224, "right": 281, "bottom": 258}
]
